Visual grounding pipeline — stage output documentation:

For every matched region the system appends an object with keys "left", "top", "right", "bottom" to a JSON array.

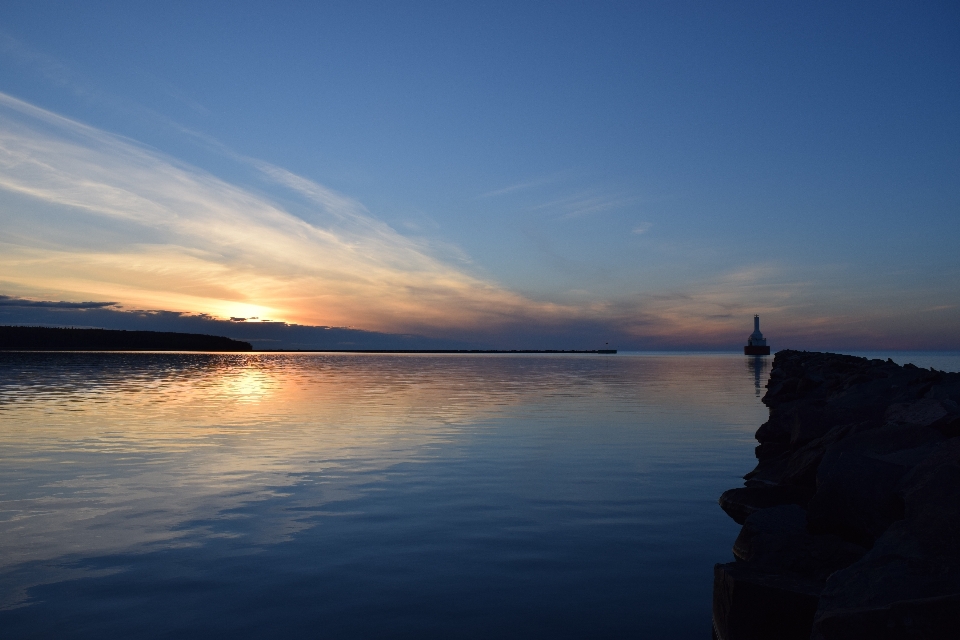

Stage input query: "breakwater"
[{"left": 714, "top": 350, "right": 960, "bottom": 639}]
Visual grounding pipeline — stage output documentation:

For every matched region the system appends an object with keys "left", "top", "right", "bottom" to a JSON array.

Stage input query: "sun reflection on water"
[{"left": 0, "top": 352, "right": 767, "bottom": 612}]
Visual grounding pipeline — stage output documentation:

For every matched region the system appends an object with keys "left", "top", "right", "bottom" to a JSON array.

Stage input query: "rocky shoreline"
[{"left": 713, "top": 350, "right": 960, "bottom": 640}]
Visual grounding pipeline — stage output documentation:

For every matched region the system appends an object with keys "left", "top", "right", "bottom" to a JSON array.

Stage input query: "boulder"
[
  {"left": 734, "top": 505, "right": 865, "bottom": 582},
  {"left": 806, "top": 452, "right": 908, "bottom": 547},
  {"left": 807, "top": 423, "right": 942, "bottom": 547},
  {"left": 812, "top": 593, "right": 960, "bottom": 640},
  {"left": 713, "top": 562, "right": 821, "bottom": 640},
  {"left": 719, "top": 485, "right": 810, "bottom": 525}
]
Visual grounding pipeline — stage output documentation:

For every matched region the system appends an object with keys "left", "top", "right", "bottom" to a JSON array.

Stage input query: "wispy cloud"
[
  {"left": 478, "top": 174, "right": 564, "bottom": 198},
  {"left": 0, "top": 295, "right": 117, "bottom": 309},
  {"left": 525, "top": 191, "right": 637, "bottom": 220},
  {"left": 1, "top": 92, "right": 954, "bottom": 349},
  {"left": 0, "top": 92, "right": 573, "bottom": 333},
  {"left": 632, "top": 222, "right": 652, "bottom": 235},
  {"left": 0, "top": 31, "right": 88, "bottom": 99}
]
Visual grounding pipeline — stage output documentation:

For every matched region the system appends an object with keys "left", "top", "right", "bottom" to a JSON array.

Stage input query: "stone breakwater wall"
[{"left": 713, "top": 350, "right": 960, "bottom": 640}]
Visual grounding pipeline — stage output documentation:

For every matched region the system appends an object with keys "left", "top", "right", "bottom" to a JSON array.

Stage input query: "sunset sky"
[{"left": 1, "top": 1, "right": 958, "bottom": 349}]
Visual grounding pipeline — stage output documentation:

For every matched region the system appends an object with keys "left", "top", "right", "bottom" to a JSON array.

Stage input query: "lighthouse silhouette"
[{"left": 744, "top": 315, "right": 770, "bottom": 355}]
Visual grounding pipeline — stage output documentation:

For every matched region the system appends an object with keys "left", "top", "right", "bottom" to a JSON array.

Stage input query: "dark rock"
[
  {"left": 814, "top": 439, "right": 960, "bottom": 633},
  {"left": 737, "top": 504, "right": 808, "bottom": 538},
  {"left": 897, "top": 436, "right": 960, "bottom": 513},
  {"left": 719, "top": 485, "right": 810, "bottom": 525},
  {"left": 734, "top": 506, "right": 866, "bottom": 581},
  {"left": 807, "top": 451, "right": 908, "bottom": 547},
  {"left": 807, "top": 423, "right": 942, "bottom": 547},
  {"left": 714, "top": 351, "right": 960, "bottom": 638},
  {"left": 745, "top": 422, "right": 859, "bottom": 489},
  {"left": 887, "top": 397, "right": 960, "bottom": 439},
  {"left": 812, "top": 593, "right": 960, "bottom": 640},
  {"left": 885, "top": 398, "right": 954, "bottom": 429},
  {"left": 933, "top": 414, "right": 960, "bottom": 438},
  {"left": 713, "top": 562, "right": 821, "bottom": 640},
  {"left": 755, "top": 441, "right": 791, "bottom": 460}
]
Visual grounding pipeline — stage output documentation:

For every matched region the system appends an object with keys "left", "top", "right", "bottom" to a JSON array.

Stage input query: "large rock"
[
  {"left": 807, "top": 423, "right": 941, "bottom": 547},
  {"left": 813, "top": 593, "right": 960, "bottom": 640},
  {"left": 806, "top": 451, "right": 908, "bottom": 547},
  {"left": 719, "top": 485, "right": 810, "bottom": 525},
  {"left": 713, "top": 562, "right": 821, "bottom": 640},
  {"left": 733, "top": 505, "right": 865, "bottom": 581},
  {"left": 811, "top": 438, "right": 960, "bottom": 639},
  {"left": 713, "top": 351, "right": 960, "bottom": 639}
]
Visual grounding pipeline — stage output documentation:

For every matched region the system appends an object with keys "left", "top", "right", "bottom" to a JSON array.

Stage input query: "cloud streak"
[
  {"left": 0, "top": 295, "right": 117, "bottom": 309},
  {"left": 524, "top": 191, "right": 637, "bottom": 220},
  {"left": 1, "top": 93, "right": 956, "bottom": 350},
  {"left": 0, "top": 92, "right": 574, "bottom": 334},
  {"left": 478, "top": 174, "right": 564, "bottom": 198}
]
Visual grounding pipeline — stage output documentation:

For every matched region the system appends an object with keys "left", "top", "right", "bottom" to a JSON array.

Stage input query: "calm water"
[{"left": 0, "top": 352, "right": 815, "bottom": 637}]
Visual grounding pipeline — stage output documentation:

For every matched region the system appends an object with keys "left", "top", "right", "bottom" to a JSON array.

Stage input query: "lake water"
[{"left": 0, "top": 351, "right": 954, "bottom": 638}]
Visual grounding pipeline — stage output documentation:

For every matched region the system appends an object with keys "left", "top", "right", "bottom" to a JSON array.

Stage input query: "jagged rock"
[
  {"left": 719, "top": 485, "right": 810, "bottom": 525},
  {"left": 812, "top": 593, "right": 960, "bottom": 640},
  {"left": 807, "top": 423, "right": 942, "bottom": 547},
  {"left": 806, "top": 452, "right": 908, "bottom": 547},
  {"left": 812, "top": 438, "right": 960, "bottom": 638},
  {"left": 713, "top": 562, "right": 821, "bottom": 640},
  {"left": 714, "top": 351, "right": 960, "bottom": 639},
  {"left": 755, "top": 440, "right": 791, "bottom": 460},
  {"left": 733, "top": 506, "right": 866, "bottom": 581},
  {"left": 812, "top": 513, "right": 960, "bottom": 639},
  {"left": 745, "top": 422, "right": 859, "bottom": 489},
  {"left": 887, "top": 397, "right": 960, "bottom": 438},
  {"left": 886, "top": 398, "right": 953, "bottom": 428}
]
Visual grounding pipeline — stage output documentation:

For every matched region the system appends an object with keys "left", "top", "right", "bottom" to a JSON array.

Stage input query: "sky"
[{"left": 0, "top": 1, "right": 958, "bottom": 350}]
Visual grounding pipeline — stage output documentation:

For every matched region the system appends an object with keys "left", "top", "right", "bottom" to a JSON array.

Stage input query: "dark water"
[{"left": 1, "top": 352, "right": 772, "bottom": 638}]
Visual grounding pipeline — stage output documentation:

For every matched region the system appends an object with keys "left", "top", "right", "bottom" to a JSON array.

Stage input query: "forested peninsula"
[
  {"left": 714, "top": 350, "right": 960, "bottom": 640},
  {"left": 0, "top": 326, "right": 252, "bottom": 352}
]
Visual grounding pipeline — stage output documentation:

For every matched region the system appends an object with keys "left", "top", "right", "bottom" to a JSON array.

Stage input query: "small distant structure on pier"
[{"left": 744, "top": 315, "right": 770, "bottom": 355}]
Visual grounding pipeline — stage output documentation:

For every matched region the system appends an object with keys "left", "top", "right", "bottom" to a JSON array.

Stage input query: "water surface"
[{"left": 0, "top": 353, "right": 772, "bottom": 638}]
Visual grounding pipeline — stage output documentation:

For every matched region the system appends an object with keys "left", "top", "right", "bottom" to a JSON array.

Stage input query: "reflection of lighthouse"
[
  {"left": 746, "top": 352, "right": 769, "bottom": 396},
  {"left": 744, "top": 315, "right": 771, "bottom": 355}
]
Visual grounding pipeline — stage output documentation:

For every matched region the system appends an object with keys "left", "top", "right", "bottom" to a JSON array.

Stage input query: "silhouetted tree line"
[{"left": 0, "top": 326, "right": 252, "bottom": 351}]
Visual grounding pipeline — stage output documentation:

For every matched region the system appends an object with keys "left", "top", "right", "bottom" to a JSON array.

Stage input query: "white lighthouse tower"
[{"left": 744, "top": 315, "right": 770, "bottom": 355}]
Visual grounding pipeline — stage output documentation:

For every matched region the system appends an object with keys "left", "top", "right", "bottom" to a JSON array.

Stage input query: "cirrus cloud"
[
  {"left": 0, "top": 92, "right": 574, "bottom": 334},
  {"left": 2, "top": 92, "right": 956, "bottom": 351}
]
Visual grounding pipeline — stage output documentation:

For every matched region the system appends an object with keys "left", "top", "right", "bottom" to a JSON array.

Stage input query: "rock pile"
[{"left": 713, "top": 350, "right": 960, "bottom": 640}]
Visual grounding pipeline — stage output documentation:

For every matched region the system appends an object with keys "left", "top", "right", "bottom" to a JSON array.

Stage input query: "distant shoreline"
[
  {"left": 0, "top": 326, "right": 252, "bottom": 352},
  {"left": 253, "top": 349, "right": 617, "bottom": 354},
  {"left": 0, "top": 326, "right": 616, "bottom": 354}
]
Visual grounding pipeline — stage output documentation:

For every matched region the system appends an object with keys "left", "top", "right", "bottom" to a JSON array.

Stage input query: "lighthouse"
[{"left": 744, "top": 315, "right": 770, "bottom": 355}]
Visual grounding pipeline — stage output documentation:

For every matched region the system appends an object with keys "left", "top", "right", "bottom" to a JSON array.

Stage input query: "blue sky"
[{"left": 0, "top": 1, "right": 958, "bottom": 349}]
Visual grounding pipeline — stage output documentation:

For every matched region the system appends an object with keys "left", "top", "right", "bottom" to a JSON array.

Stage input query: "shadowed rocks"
[{"left": 713, "top": 350, "right": 960, "bottom": 640}]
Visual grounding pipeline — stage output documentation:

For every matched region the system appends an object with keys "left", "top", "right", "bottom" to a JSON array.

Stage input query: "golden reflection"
[
  {"left": 0, "top": 353, "right": 768, "bottom": 608},
  {"left": 215, "top": 367, "right": 275, "bottom": 403}
]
